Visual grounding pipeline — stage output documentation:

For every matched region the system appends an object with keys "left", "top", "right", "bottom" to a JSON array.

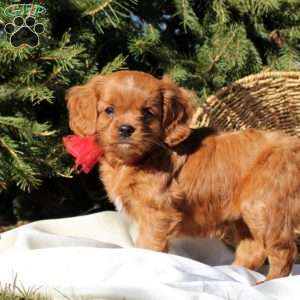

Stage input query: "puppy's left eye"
[
  {"left": 143, "top": 108, "right": 154, "bottom": 122},
  {"left": 104, "top": 106, "right": 114, "bottom": 116}
]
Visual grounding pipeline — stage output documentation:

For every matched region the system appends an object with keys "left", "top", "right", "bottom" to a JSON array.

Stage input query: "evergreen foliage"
[{"left": 0, "top": 0, "right": 299, "bottom": 222}]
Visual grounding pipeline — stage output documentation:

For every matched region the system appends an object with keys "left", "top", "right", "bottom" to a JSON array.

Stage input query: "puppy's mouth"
[
  {"left": 114, "top": 140, "right": 134, "bottom": 146},
  {"left": 102, "top": 137, "right": 158, "bottom": 165},
  {"left": 109, "top": 140, "right": 146, "bottom": 164},
  {"left": 109, "top": 141, "right": 138, "bottom": 152},
  {"left": 117, "top": 142, "right": 132, "bottom": 149}
]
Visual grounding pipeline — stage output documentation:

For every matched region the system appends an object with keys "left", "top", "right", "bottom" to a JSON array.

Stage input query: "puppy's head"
[{"left": 66, "top": 71, "right": 196, "bottom": 165}]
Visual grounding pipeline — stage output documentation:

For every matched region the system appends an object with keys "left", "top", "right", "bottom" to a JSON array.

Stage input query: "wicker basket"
[
  {"left": 193, "top": 71, "right": 300, "bottom": 137},
  {"left": 193, "top": 71, "right": 300, "bottom": 261}
]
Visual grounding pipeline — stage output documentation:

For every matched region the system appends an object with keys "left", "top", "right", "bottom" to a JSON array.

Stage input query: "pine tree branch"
[
  {"left": 100, "top": 54, "right": 128, "bottom": 74},
  {"left": 180, "top": 0, "right": 189, "bottom": 31},
  {"left": 174, "top": 0, "right": 203, "bottom": 36},
  {"left": 205, "top": 31, "right": 237, "bottom": 73},
  {"left": 82, "top": 0, "right": 114, "bottom": 17},
  {"left": 0, "top": 138, "right": 22, "bottom": 160}
]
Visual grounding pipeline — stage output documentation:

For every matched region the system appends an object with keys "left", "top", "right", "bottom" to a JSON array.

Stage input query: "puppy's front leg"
[{"left": 135, "top": 207, "right": 182, "bottom": 252}]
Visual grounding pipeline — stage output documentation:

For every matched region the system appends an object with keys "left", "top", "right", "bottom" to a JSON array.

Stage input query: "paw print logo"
[{"left": 4, "top": 16, "right": 44, "bottom": 48}]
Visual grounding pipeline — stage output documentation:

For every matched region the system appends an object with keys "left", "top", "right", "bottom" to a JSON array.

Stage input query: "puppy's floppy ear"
[
  {"left": 161, "top": 76, "right": 197, "bottom": 146},
  {"left": 66, "top": 75, "right": 104, "bottom": 136}
]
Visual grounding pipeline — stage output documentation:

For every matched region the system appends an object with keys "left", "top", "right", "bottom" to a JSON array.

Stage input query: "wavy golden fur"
[{"left": 66, "top": 70, "right": 300, "bottom": 281}]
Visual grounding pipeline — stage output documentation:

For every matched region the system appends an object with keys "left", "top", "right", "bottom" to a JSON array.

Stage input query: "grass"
[
  {"left": 0, "top": 291, "right": 119, "bottom": 300},
  {"left": 0, "top": 291, "right": 47, "bottom": 300},
  {"left": 0, "top": 279, "right": 124, "bottom": 300},
  {"left": 0, "top": 276, "right": 49, "bottom": 300},
  {"left": 0, "top": 288, "right": 120, "bottom": 300}
]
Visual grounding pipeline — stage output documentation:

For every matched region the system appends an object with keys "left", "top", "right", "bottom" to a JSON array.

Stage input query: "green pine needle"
[{"left": 101, "top": 54, "right": 128, "bottom": 74}]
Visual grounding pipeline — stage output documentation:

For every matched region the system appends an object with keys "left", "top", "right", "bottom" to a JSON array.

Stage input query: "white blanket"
[{"left": 0, "top": 211, "right": 299, "bottom": 300}]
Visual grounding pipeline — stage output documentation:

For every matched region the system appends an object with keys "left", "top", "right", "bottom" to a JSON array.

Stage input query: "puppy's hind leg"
[
  {"left": 233, "top": 220, "right": 266, "bottom": 271},
  {"left": 241, "top": 197, "right": 296, "bottom": 280},
  {"left": 237, "top": 145, "right": 300, "bottom": 280},
  {"left": 264, "top": 220, "right": 297, "bottom": 280}
]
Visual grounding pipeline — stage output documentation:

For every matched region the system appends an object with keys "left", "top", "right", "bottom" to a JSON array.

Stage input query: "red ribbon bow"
[{"left": 63, "top": 135, "right": 103, "bottom": 173}]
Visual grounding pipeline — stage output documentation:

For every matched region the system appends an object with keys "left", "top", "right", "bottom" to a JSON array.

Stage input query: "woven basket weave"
[
  {"left": 193, "top": 71, "right": 300, "bottom": 261},
  {"left": 193, "top": 71, "right": 300, "bottom": 137}
]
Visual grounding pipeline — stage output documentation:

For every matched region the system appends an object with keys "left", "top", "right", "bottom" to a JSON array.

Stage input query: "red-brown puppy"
[{"left": 66, "top": 70, "right": 300, "bottom": 281}]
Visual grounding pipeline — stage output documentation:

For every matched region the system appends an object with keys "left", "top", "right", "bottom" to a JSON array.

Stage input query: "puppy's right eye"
[
  {"left": 104, "top": 106, "right": 114, "bottom": 116},
  {"left": 142, "top": 108, "right": 154, "bottom": 122}
]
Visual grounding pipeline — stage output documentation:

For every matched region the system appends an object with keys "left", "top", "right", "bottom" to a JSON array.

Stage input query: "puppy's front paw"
[
  {"left": 255, "top": 280, "right": 266, "bottom": 285},
  {"left": 135, "top": 237, "right": 168, "bottom": 252}
]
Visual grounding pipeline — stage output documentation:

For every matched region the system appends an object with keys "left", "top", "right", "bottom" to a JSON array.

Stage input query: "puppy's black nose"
[{"left": 119, "top": 124, "right": 135, "bottom": 138}]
